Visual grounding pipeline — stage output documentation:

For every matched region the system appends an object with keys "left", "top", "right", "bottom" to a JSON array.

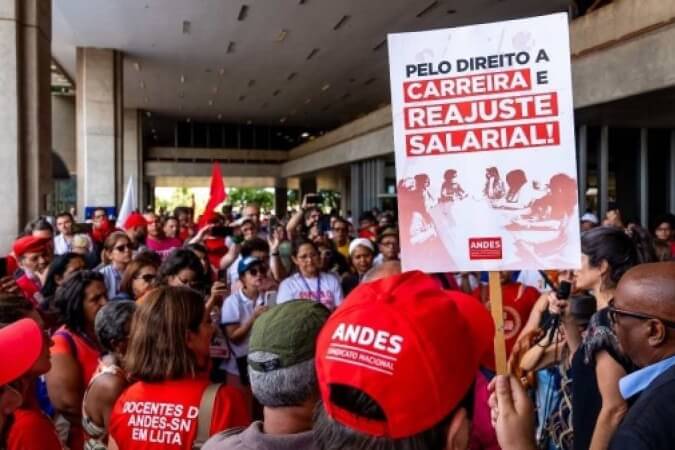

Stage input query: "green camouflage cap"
[{"left": 248, "top": 300, "right": 330, "bottom": 372}]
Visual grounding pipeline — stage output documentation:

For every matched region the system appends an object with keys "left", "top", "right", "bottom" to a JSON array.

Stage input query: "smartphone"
[
  {"left": 305, "top": 194, "right": 322, "bottom": 206},
  {"left": 264, "top": 290, "right": 277, "bottom": 307},
  {"left": 74, "top": 223, "right": 93, "bottom": 234},
  {"left": 210, "top": 226, "right": 234, "bottom": 238},
  {"left": 0, "top": 257, "right": 7, "bottom": 278}
]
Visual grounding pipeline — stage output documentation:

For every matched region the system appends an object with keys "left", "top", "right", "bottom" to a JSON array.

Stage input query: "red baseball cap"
[
  {"left": 123, "top": 212, "right": 148, "bottom": 231},
  {"left": 12, "top": 236, "right": 50, "bottom": 258},
  {"left": 315, "top": 271, "right": 495, "bottom": 439},
  {"left": 0, "top": 319, "right": 43, "bottom": 386}
]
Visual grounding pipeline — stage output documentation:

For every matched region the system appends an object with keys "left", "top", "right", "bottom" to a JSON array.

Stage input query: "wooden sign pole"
[{"left": 488, "top": 271, "right": 508, "bottom": 375}]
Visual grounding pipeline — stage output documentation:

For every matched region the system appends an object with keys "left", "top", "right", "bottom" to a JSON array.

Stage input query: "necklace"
[{"left": 299, "top": 273, "right": 322, "bottom": 301}]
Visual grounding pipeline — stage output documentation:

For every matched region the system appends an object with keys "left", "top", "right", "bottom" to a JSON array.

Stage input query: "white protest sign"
[{"left": 388, "top": 13, "right": 581, "bottom": 272}]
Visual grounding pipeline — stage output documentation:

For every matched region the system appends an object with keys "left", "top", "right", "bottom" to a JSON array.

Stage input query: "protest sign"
[{"left": 388, "top": 13, "right": 581, "bottom": 273}]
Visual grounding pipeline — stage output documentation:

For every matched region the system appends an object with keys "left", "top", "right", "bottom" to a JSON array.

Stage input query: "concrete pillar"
[
  {"left": 670, "top": 130, "right": 675, "bottom": 213},
  {"left": 299, "top": 176, "right": 317, "bottom": 200},
  {"left": 76, "top": 47, "right": 123, "bottom": 217},
  {"left": 123, "top": 108, "right": 142, "bottom": 206},
  {"left": 577, "top": 125, "right": 588, "bottom": 214},
  {"left": 639, "top": 128, "right": 648, "bottom": 227},
  {"left": 274, "top": 178, "right": 288, "bottom": 218},
  {"left": 52, "top": 96, "right": 76, "bottom": 174},
  {"left": 337, "top": 174, "right": 350, "bottom": 217},
  {"left": 0, "top": 0, "right": 52, "bottom": 252},
  {"left": 350, "top": 163, "right": 362, "bottom": 223},
  {"left": 349, "top": 159, "right": 386, "bottom": 222},
  {"left": 599, "top": 126, "right": 609, "bottom": 219}
]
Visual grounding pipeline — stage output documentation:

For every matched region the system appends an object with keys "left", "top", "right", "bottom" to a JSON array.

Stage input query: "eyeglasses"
[
  {"left": 380, "top": 240, "right": 397, "bottom": 247},
  {"left": 608, "top": 299, "right": 675, "bottom": 329},
  {"left": 135, "top": 273, "right": 156, "bottom": 283},
  {"left": 247, "top": 266, "right": 267, "bottom": 277},
  {"left": 114, "top": 244, "right": 132, "bottom": 252}
]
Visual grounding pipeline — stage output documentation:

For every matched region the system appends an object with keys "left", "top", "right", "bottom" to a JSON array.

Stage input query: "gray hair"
[
  {"left": 248, "top": 351, "right": 317, "bottom": 407},
  {"left": 95, "top": 300, "right": 136, "bottom": 353}
]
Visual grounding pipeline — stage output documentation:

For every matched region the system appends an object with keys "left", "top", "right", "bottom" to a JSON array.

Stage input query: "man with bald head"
[
  {"left": 607, "top": 261, "right": 675, "bottom": 449},
  {"left": 362, "top": 260, "right": 401, "bottom": 283}
]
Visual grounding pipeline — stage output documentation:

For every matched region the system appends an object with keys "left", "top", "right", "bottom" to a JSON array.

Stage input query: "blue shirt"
[
  {"left": 619, "top": 354, "right": 675, "bottom": 399},
  {"left": 99, "top": 264, "right": 123, "bottom": 301}
]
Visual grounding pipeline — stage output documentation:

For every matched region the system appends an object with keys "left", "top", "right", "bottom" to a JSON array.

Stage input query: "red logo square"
[{"left": 469, "top": 237, "right": 503, "bottom": 260}]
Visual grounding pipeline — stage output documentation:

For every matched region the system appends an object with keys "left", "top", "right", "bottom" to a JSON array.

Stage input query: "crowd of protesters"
[{"left": 0, "top": 193, "right": 673, "bottom": 450}]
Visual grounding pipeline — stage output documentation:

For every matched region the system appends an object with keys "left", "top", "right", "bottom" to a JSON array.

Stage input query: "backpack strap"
[
  {"left": 53, "top": 330, "right": 78, "bottom": 360},
  {"left": 193, "top": 383, "right": 222, "bottom": 449}
]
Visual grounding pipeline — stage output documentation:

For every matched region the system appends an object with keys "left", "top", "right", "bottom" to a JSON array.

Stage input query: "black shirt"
[
  {"left": 609, "top": 364, "right": 675, "bottom": 450},
  {"left": 571, "top": 308, "right": 634, "bottom": 450}
]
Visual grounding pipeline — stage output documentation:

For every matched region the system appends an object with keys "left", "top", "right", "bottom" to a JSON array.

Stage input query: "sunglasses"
[
  {"left": 135, "top": 273, "right": 156, "bottom": 283},
  {"left": 114, "top": 244, "right": 132, "bottom": 252},
  {"left": 608, "top": 299, "right": 675, "bottom": 329},
  {"left": 247, "top": 266, "right": 267, "bottom": 277}
]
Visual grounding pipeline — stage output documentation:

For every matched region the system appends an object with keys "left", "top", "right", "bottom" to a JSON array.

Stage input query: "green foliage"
[
  {"left": 319, "top": 190, "right": 341, "bottom": 211},
  {"left": 226, "top": 187, "right": 274, "bottom": 211},
  {"left": 287, "top": 190, "right": 299, "bottom": 208},
  {"left": 156, "top": 187, "right": 194, "bottom": 214}
]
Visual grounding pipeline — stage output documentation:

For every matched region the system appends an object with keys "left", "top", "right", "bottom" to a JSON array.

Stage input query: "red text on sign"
[
  {"left": 403, "top": 69, "right": 531, "bottom": 103},
  {"left": 404, "top": 92, "right": 558, "bottom": 130},
  {"left": 406, "top": 122, "right": 560, "bottom": 156}
]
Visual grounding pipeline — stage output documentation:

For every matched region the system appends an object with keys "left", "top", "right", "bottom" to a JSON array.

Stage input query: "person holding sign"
[{"left": 489, "top": 262, "right": 675, "bottom": 450}]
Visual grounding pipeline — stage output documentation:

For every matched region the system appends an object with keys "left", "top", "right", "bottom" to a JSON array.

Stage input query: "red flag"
[
  {"left": 206, "top": 162, "right": 227, "bottom": 209},
  {"left": 199, "top": 163, "right": 227, "bottom": 228}
]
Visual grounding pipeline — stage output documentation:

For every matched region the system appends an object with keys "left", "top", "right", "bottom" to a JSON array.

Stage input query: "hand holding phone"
[{"left": 264, "top": 290, "right": 278, "bottom": 307}]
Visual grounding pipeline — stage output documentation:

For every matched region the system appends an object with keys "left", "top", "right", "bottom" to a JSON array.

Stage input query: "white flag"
[{"left": 116, "top": 177, "right": 137, "bottom": 229}]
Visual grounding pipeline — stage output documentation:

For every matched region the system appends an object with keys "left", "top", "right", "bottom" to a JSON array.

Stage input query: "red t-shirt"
[
  {"left": 109, "top": 378, "right": 250, "bottom": 449},
  {"left": 15, "top": 273, "right": 43, "bottom": 307},
  {"left": 7, "top": 407, "right": 62, "bottom": 450},
  {"left": 51, "top": 326, "right": 102, "bottom": 385},
  {"left": 472, "top": 282, "right": 539, "bottom": 359},
  {"left": 204, "top": 238, "right": 227, "bottom": 271}
]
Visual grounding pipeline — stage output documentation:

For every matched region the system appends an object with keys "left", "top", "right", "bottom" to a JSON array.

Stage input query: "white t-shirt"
[
  {"left": 277, "top": 272, "right": 343, "bottom": 310},
  {"left": 219, "top": 289, "right": 263, "bottom": 375},
  {"left": 54, "top": 233, "right": 93, "bottom": 255},
  {"left": 516, "top": 270, "right": 550, "bottom": 292}
]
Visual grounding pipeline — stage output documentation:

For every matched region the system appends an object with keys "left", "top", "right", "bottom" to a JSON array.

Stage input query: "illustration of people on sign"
[
  {"left": 483, "top": 167, "right": 506, "bottom": 201},
  {"left": 438, "top": 169, "right": 468, "bottom": 203},
  {"left": 397, "top": 174, "right": 436, "bottom": 245},
  {"left": 505, "top": 172, "right": 579, "bottom": 265},
  {"left": 505, "top": 169, "right": 527, "bottom": 203},
  {"left": 397, "top": 173, "right": 455, "bottom": 269}
]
